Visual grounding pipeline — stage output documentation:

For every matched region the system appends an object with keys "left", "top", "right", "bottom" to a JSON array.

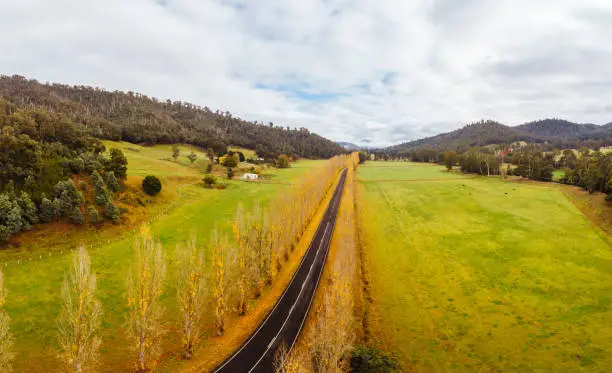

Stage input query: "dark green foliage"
[
  {"left": 459, "top": 148, "right": 503, "bottom": 176},
  {"left": 88, "top": 206, "right": 100, "bottom": 224},
  {"left": 67, "top": 158, "right": 85, "bottom": 174},
  {"left": 512, "top": 146, "right": 554, "bottom": 181},
  {"left": 106, "top": 148, "right": 128, "bottom": 180},
  {"left": 443, "top": 150, "right": 458, "bottom": 171},
  {"left": 172, "top": 145, "right": 180, "bottom": 161},
  {"left": 206, "top": 163, "right": 213, "bottom": 173},
  {"left": 203, "top": 174, "right": 217, "bottom": 187},
  {"left": 606, "top": 192, "right": 612, "bottom": 202},
  {"left": 226, "top": 168, "right": 234, "bottom": 180},
  {"left": 105, "top": 171, "right": 120, "bottom": 192},
  {"left": 276, "top": 154, "right": 290, "bottom": 168},
  {"left": 39, "top": 195, "right": 58, "bottom": 223},
  {"left": 54, "top": 179, "right": 84, "bottom": 216},
  {"left": 350, "top": 345, "right": 399, "bottom": 373},
  {"left": 187, "top": 151, "right": 197, "bottom": 164},
  {"left": 142, "top": 175, "right": 162, "bottom": 196},
  {"left": 223, "top": 154, "right": 238, "bottom": 168},
  {"left": 358, "top": 151, "right": 368, "bottom": 164},
  {"left": 17, "top": 191, "right": 37, "bottom": 228},
  {"left": 92, "top": 171, "right": 110, "bottom": 205},
  {"left": 72, "top": 206, "right": 84, "bottom": 225},
  {"left": 237, "top": 151, "right": 245, "bottom": 162},
  {"left": 105, "top": 202, "right": 121, "bottom": 224},
  {"left": 0, "top": 226, "right": 9, "bottom": 244}
]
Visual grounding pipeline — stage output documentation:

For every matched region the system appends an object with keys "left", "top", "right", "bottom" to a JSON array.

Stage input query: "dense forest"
[
  {"left": 388, "top": 119, "right": 612, "bottom": 153},
  {"left": 0, "top": 75, "right": 345, "bottom": 159},
  {"left": 0, "top": 99, "right": 128, "bottom": 243}
]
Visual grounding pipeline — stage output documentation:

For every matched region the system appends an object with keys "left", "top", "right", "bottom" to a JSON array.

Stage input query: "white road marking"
[
  {"left": 247, "top": 221, "right": 332, "bottom": 373},
  {"left": 215, "top": 170, "right": 346, "bottom": 373}
]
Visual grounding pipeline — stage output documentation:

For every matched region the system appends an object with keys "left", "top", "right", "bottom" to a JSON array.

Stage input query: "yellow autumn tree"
[
  {"left": 233, "top": 205, "right": 249, "bottom": 316},
  {"left": 175, "top": 234, "right": 207, "bottom": 359},
  {"left": 127, "top": 227, "right": 166, "bottom": 372},
  {"left": 0, "top": 270, "right": 13, "bottom": 372},
  {"left": 211, "top": 228, "right": 233, "bottom": 336},
  {"left": 57, "top": 246, "right": 102, "bottom": 373}
]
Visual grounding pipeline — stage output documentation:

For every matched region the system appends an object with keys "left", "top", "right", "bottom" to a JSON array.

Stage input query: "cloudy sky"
[{"left": 1, "top": 0, "right": 611, "bottom": 146}]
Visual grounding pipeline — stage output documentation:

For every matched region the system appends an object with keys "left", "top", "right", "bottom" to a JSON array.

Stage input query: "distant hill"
[
  {"left": 0, "top": 75, "right": 345, "bottom": 159},
  {"left": 516, "top": 119, "right": 610, "bottom": 140},
  {"left": 387, "top": 119, "right": 612, "bottom": 153},
  {"left": 337, "top": 141, "right": 361, "bottom": 151}
]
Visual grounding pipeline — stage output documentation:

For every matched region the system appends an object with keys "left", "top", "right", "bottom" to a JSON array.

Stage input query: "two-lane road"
[{"left": 213, "top": 168, "right": 348, "bottom": 373}]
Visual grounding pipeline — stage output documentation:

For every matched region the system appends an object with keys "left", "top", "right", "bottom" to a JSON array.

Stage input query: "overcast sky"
[{"left": 1, "top": 0, "right": 611, "bottom": 146}]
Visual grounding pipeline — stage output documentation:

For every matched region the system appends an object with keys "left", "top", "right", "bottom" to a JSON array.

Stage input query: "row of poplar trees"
[{"left": 0, "top": 155, "right": 348, "bottom": 373}]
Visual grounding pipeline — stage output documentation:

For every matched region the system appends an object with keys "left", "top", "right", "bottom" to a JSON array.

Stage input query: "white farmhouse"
[{"left": 242, "top": 173, "right": 259, "bottom": 181}]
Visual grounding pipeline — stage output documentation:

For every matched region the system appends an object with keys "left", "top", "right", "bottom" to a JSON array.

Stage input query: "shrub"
[
  {"left": 91, "top": 170, "right": 111, "bottom": 205},
  {"left": 142, "top": 176, "right": 162, "bottom": 196},
  {"left": 40, "top": 195, "right": 59, "bottom": 223},
  {"left": 358, "top": 151, "right": 368, "bottom": 164},
  {"left": 187, "top": 152, "right": 197, "bottom": 164},
  {"left": 206, "top": 164, "right": 213, "bottom": 173},
  {"left": 226, "top": 168, "right": 234, "bottom": 180},
  {"left": 606, "top": 192, "right": 612, "bottom": 202},
  {"left": 222, "top": 154, "right": 239, "bottom": 168},
  {"left": 88, "top": 206, "right": 100, "bottom": 224},
  {"left": 54, "top": 180, "right": 84, "bottom": 216},
  {"left": 350, "top": 345, "right": 399, "bottom": 373},
  {"left": 203, "top": 174, "right": 217, "bottom": 187},
  {"left": 105, "top": 202, "right": 121, "bottom": 224},
  {"left": 172, "top": 145, "right": 180, "bottom": 161},
  {"left": 276, "top": 154, "right": 290, "bottom": 168},
  {"left": 0, "top": 226, "right": 9, "bottom": 244},
  {"left": 107, "top": 148, "right": 128, "bottom": 180},
  {"left": 105, "top": 171, "right": 120, "bottom": 192},
  {"left": 72, "top": 206, "right": 84, "bottom": 225},
  {"left": 17, "top": 191, "right": 38, "bottom": 228}
]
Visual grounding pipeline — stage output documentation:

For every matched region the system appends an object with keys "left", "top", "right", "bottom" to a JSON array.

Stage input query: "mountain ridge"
[{"left": 387, "top": 119, "right": 611, "bottom": 153}]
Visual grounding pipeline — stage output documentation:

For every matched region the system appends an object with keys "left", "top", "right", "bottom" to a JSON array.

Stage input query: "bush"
[
  {"left": 142, "top": 175, "right": 162, "bottom": 196},
  {"left": 72, "top": 206, "right": 84, "bottom": 225},
  {"left": 105, "top": 202, "right": 121, "bottom": 224},
  {"left": 39, "top": 195, "right": 59, "bottom": 223},
  {"left": 606, "top": 192, "right": 612, "bottom": 202},
  {"left": 0, "top": 226, "right": 9, "bottom": 244},
  {"left": 107, "top": 148, "right": 128, "bottom": 180},
  {"left": 358, "top": 151, "right": 368, "bottom": 164},
  {"left": 276, "top": 154, "right": 290, "bottom": 168},
  {"left": 226, "top": 168, "right": 234, "bottom": 180},
  {"left": 92, "top": 171, "right": 110, "bottom": 205},
  {"left": 206, "top": 163, "right": 213, "bottom": 173},
  {"left": 187, "top": 151, "right": 197, "bottom": 164},
  {"left": 350, "top": 345, "right": 399, "bottom": 373},
  {"left": 88, "top": 206, "right": 100, "bottom": 224},
  {"left": 105, "top": 171, "right": 120, "bottom": 192},
  {"left": 203, "top": 174, "right": 217, "bottom": 187},
  {"left": 223, "top": 154, "right": 239, "bottom": 168}
]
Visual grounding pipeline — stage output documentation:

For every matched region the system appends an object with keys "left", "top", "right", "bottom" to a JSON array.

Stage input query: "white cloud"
[{"left": 1, "top": 0, "right": 611, "bottom": 146}]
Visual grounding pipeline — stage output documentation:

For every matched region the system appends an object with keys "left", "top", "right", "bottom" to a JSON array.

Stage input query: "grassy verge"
[{"left": 358, "top": 161, "right": 612, "bottom": 373}]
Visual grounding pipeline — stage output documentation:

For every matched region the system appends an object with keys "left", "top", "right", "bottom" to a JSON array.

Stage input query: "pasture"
[
  {"left": 358, "top": 162, "right": 612, "bottom": 372},
  {"left": 2, "top": 141, "right": 323, "bottom": 372}
]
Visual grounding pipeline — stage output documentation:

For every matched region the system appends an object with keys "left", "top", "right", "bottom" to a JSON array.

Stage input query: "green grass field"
[
  {"left": 358, "top": 162, "right": 612, "bottom": 372},
  {"left": 2, "top": 142, "right": 323, "bottom": 372}
]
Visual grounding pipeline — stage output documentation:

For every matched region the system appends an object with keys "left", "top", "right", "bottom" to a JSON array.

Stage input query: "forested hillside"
[
  {"left": 388, "top": 119, "right": 612, "bottom": 153},
  {"left": 389, "top": 120, "right": 539, "bottom": 152},
  {"left": 516, "top": 119, "right": 610, "bottom": 140},
  {"left": 0, "top": 75, "right": 344, "bottom": 159}
]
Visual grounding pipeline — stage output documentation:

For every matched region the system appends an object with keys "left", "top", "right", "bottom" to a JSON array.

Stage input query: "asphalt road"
[{"left": 213, "top": 168, "right": 348, "bottom": 373}]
